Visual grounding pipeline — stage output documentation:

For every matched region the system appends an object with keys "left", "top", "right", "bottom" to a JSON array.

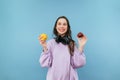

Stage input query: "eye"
[
  {"left": 58, "top": 22, "right": 61, "bottom": 25},
  {"left": 63, "top": 23, "right": 67, "bottom": 26}
]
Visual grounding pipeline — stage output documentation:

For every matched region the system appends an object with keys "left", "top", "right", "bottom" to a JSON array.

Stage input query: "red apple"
[{"left": 77, "top": 32, "right": 84, "bottom": 38}]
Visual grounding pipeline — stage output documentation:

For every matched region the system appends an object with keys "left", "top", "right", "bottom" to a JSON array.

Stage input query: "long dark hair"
[{"left": 53, "top": 16, "right": 75, "bottom": 56}]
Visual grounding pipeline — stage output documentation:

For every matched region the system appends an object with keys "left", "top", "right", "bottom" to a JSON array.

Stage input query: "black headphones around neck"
[{"left": 55, "top": 35, "right": 70, "bottom": 45}]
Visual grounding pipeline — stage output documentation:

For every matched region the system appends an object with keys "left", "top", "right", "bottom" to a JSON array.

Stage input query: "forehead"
[{"left": 57, "top": 18, "right": 67, "bottom": 23}]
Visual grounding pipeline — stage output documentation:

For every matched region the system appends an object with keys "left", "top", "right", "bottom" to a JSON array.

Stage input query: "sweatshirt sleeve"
[
  {"left": 39, "top": 40, "right": 53, "bottom": 68},
  {"left": 70, "top": 46, "right": 86, "bottom": 69}
]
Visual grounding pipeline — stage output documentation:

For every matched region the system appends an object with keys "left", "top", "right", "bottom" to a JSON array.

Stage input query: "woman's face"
[{"left": 56, "top": 18, "right": 68, "bottom": 36}]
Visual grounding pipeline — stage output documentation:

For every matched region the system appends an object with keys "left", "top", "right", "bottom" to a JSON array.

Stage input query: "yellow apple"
[{"left": 40, "top": 33, "right": 48, "bottom": 40}]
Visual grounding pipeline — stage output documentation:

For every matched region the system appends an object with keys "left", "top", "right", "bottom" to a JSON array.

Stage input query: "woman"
[{"left": 38, "top": 16, "right": 87, "bottom": 80}]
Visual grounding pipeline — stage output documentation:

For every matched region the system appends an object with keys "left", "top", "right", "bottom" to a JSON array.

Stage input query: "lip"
[{"left": 58, "top": 28, "right": 65, "bottom": 32}]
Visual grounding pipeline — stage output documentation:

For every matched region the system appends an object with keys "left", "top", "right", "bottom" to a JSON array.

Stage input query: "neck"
[{"left": 58, "top": 34, "right": 65, "bottom": 37}]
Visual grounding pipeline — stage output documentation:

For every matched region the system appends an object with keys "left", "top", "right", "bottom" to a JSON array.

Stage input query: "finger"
[
  {"left": 38, "top": 35, "right": 44, "bottom": 39},
  {"left": 83, "top": 35, "right": 87, "bottom": 41},
  {"left": 77, "top": 37, "right": 82, "bottom": 41},
  {"left": 40, "top": 41, "right": 44, "bottom": 45},
  {"left": 40, "top": 36, "right": 44, "bottom": 39},
  {"left": 41, "top": 40, "right": 47, "bottom": 44}
]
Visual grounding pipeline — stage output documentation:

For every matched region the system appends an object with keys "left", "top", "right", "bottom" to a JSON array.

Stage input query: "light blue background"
[{"left": 0, "top": 0, "right": 120, "bottom": 80}]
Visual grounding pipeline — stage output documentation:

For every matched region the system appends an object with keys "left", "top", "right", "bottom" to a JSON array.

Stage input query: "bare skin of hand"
[
  {"left": 38, "top": 36, "right": 48, "bottom": 52},
  {"left": 77, "top": 34, "right": 87, "bottom": 53}
]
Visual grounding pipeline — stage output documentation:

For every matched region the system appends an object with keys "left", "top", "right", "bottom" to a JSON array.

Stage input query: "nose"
[{"left": 59, "top": 24, "right": 63, "bottom": 28}]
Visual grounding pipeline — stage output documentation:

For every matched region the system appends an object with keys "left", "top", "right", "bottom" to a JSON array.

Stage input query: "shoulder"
[
  {"left": 47, "top": 38, "right": 56, "bottom": 43},
  {"left": 47, "top": 38, "right": 56, "bottom": 46}
]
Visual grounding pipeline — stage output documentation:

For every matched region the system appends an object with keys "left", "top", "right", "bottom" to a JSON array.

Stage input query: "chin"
[{"left": 59, "top": 32, "right": 66, "bottom": 35}]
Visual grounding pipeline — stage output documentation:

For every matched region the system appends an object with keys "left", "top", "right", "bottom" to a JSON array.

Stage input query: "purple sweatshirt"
[{"left": 39, "top": 39, "right": 86, "bottom": 80}]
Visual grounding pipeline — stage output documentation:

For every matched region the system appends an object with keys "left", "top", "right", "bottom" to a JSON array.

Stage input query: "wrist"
[
  {"left": 43, "top": 46, "right": 48, "bottom": 52},
  {"left": 79, "top": 46, "right": 84, "bottom": 53}
]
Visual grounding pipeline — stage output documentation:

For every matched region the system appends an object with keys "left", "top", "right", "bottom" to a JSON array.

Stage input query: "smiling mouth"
[{"left": 58, "top": 28, "right": 65, "bottom": 32}]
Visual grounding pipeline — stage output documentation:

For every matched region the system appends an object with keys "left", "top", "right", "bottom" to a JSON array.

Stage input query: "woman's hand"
[
  {"left": 77, "top": 33, "right": 87, "bottom": 53},
  {"left": 38, "top": 36, "right": 48, "bottom": 52}
]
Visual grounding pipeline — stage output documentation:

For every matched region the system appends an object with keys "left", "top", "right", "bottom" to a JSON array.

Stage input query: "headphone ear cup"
[
  {"left": 64, "top": 37, "right": 69, "bottom": 44},
  {"left": 55, "top": 35, "right": 60, "bottom": 43},
  {"left": 63, "top": 36, "right": 71, "bottom": 45}
]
